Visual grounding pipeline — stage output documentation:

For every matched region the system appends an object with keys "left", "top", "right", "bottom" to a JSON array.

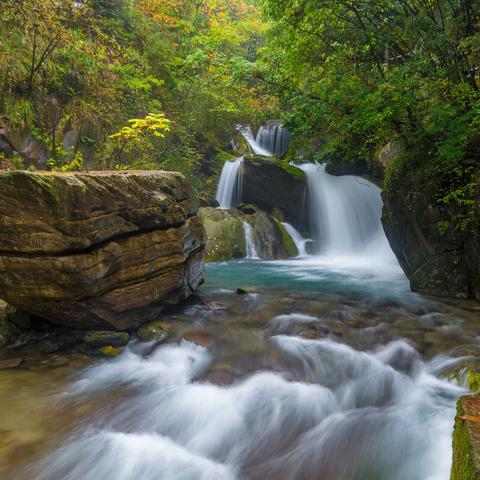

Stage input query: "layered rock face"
[
  {"left": 241, "top": 156, "right": 306, "bottom": 230},
  {"left": 382, "top": 170, "right": 480, "bottom": 300},
  {"left": 0, "top": 171, "right": 206, "bottom": 330}
]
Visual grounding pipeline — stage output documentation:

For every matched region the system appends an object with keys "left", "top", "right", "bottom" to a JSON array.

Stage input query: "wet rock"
[
  {"left": 199, "top": 207, "right": 297, "bottom": 261},
  {"left": 99, "top": 346, "right": 122, "bottom": 357},
  {"left": 137, "top": 322, "right": 173, "bottom": 343},
  {"left": 0, "top": 301, "right": 19, "bottom": 348},
  {"left": 201, "top": 366, "right": 236, "bottom": 385},
  {"left": 236, "top": 288, "right": 252, "bottom": 295},
  {"left": 241, "top": 156, "right": 306, "bottom": 229},
  {"left": 382, "top": 162, "right": 480, "bottom": 300},
  {"left": 183, "top": 331, "right": 216, "bottom": 348},
  {"left": 451, "top": 395, "right": 480, "bottom": 479},
  {"left": 238, "top": 203, "right": 257, "bottom": 215},
  {"left": 0, "top": 357, "right": 23, "bottom": 370},
  {"left": 84, "top": 331, "right": 129, "bottom": 348},
  {"left": 0, "top": 170, "right": 207, "bottom": 330}
]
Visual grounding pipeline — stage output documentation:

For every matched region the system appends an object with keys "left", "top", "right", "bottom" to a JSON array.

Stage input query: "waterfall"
[
  {"left": 215, "top": 157, "right": 244, "bottom": 209},
  {"left": 238, "top": 126, "right": 272, "bottom": 157},
  {"left": 282, "top": 223, "right": 308, "bottom": 257},
  {"left": 299, "top": 163, "right": 394, "bottom": 259},
  {"left": 256, "top": 124, "right": 290, "bottom": 157},
  {"left": 243, "top": 222, "right": 259, "bottom": 259}
]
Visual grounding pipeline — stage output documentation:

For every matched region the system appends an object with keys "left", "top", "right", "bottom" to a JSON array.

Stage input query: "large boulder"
[
  {"left": 199, "top": 207, "right": 298, "bottom": 262},
  {"left": 382, "top": 165, "right": 480, "bottom": 300},
  {"left": 241, "top": 156, "right": 306, "bottom": 230},
  {"left": 0, "top": 170, "right": 206, "bottom": 330}
]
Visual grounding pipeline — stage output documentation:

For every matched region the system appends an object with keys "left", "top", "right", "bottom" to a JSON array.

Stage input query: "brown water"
[{"left": 1, "top": 258, "right": 480, "bottom": 480}]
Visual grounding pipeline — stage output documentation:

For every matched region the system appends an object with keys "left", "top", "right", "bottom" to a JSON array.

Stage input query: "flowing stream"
[
  {"left": 7, "top": 258, "right": 480, "bottom": 480},
  {"left": 2, "top": 135, "right": 480, "bottom": 479}
]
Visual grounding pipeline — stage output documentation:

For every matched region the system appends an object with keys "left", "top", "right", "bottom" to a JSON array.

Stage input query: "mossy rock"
[
  {"left": 84, "top": 331, "right": 129, "bottom": 348},
  {"left": 198, "top": 208, "right": 246, "bottom": 261},
  {"left": 451, "top": 396, "right": 480, "bottom": 480},
  {"left": 99, "top": 346, "right": 122, "bottom": 357},
  {"left": 274, "top": 219, "right": 299, "bottom": 257},
  {"left": 137, "top": 321, "right": 173, "bottom": 342}
]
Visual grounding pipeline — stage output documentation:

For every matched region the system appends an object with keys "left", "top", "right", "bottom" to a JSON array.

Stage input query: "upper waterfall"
[
  {"left": 256, "top": 124, "right": 290, "bottom": 157},
  {"left": 299, "top": 163, "right": 394, "bottom": 260},
  {"left": 215, "top": 157, "right": 244, "bottom": 209},
  {"left": 238, "top": 123, "right": 290, "bottom": 157}
]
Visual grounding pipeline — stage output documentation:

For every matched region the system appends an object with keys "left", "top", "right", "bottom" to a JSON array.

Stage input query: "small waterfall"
[
  {"left": 282, "top": 223, "right": 308, "bottom": 257},
  {"left": 256, "top": 124, "right": 290, "bottom": 157},
  {"left": 215, "top": 157, "right": 244, "bottom": 209},
  {"left": 238, "top": 126, "right": 272, "bottom": 157},
  {"left": 243, "top": 222, "right": 259, "bottom": 259},
  {"left": 299, "top": 163, "right": 394, "bottom": 259}
]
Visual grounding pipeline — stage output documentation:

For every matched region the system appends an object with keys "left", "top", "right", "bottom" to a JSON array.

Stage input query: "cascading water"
[
  {"left": 215, "top": 157, "right": 244, "bottom": 209},
  {"left": 282, "top": 223, "right": 308, "bottom": 257},
  {"left": 255, "top": 123, "right": 290, "bottom": 157},
  {"left": 237, "top": 126, "right": 272, "bottom": 157},
  {"left": 242, "top": 222, "right": 259, "bottom": 259},
  {"left": 299, "top": 163, "right": 394, "bottom": 260}
]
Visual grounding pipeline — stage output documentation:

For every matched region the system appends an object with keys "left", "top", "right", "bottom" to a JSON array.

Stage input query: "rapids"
[{"left": 6, "top": 258, "right": 480, "bottom": 480}]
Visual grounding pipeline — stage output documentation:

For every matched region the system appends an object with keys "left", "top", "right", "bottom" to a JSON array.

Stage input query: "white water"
[
  {"left": 299, "top": 163, "right": 395, "bottom": 263},
  {"left": 32, "top": 337, "right": 463, "bottom": 480},
  {"left": 282, "top": 222, "right": 309, "bottom": 257},
  {"left": 256, "top": 124, "right": 290, "bottom": 157},
  {"left": 242, "top": 221, "right": 259, "bottom": 259},
  {"left": 215, "top": 157, "right": 244, "bottom": 209},
  {"left": 238, "top": 126, "right": 273, "bottom": 157}
]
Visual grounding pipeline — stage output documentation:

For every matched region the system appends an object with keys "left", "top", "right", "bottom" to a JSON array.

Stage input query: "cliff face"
[
  {"left": 0, "top": 171, "right": 206, "bottom": 330},
  {"left": 382, "top": 167, "right": 480, "bottom": 300}
]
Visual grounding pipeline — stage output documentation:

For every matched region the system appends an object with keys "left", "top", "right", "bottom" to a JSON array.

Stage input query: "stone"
[
  {"left": 99, "top": 346, "right": 122, "bottom": 357},
  {"left": 377, "top": 139, "right": 405, "bottom": 168},
  {"left": 84, "top": 331, "right": 129, "bottom": 348},
  {"left": 0, "top": 357, "right": 23, "bottom": 370},
  {"left": 383, "top": 165, "right": 480, "bottom": 300},
  {"left": 451, "top": 395, "right": 480, "bottom": 480},
  {"left": 199, "top": 207, "right": 297, "bottom": 261},
  {"left": 0, "top": 170, "right": 207, "bottom": 330},
  {"left": 241, "top": 156, "right": 306, "bottom": 230},
  {"left": 137, "top": 321, "right": 173, "bottom": 342},
  {"left": 238, "top": 203, "right": 257, "bottom": 215},
  {"left": 183, "top": 331, "right": 216, "bottom": 348},
  {"left": 0, "top": 301, "right": 19, "bottom": 348},
  {"left": 198, "top": 207, "right": 246, "bottom": 261}
]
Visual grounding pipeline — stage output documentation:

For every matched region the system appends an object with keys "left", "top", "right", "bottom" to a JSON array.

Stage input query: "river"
[{"left": 2, "top": 255, "right": 480, "bottom": 479}]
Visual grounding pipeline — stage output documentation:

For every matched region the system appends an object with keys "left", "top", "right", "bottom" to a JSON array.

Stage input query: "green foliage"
[
  {"left": 259, "top": 0, "right": 479, "bottom": 231},
  {"left": 0, "top": 0, "right": 268, "bottom": 184}
]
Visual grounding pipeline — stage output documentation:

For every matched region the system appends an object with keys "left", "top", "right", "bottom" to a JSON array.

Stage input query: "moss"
[
  {"left": 451, "top": 398, "right": 480, "bottom": 480},
  {"left": 199, "top": 207, "right": 246, "bottom": 261},
  {"left": 137, "top": 321, "right": 172, "bottom": 342},
  {"left": 99, "top": 346, "right": 122, "bottom": 357},
  {"left": 274, "top": 219, "right": 299, "bottom": 257}
]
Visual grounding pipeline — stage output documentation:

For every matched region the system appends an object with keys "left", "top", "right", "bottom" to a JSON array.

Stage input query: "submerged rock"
[
  {"left": 0, "top": 170, "right": 206, "bottom": 330},
  {"left": 137, "top": 321, "right": 173, "bottom": 342}
]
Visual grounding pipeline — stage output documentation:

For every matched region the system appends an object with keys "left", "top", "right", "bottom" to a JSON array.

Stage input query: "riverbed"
[{"left": 2, "top": 257, "right": 480, "bottom": 480}]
